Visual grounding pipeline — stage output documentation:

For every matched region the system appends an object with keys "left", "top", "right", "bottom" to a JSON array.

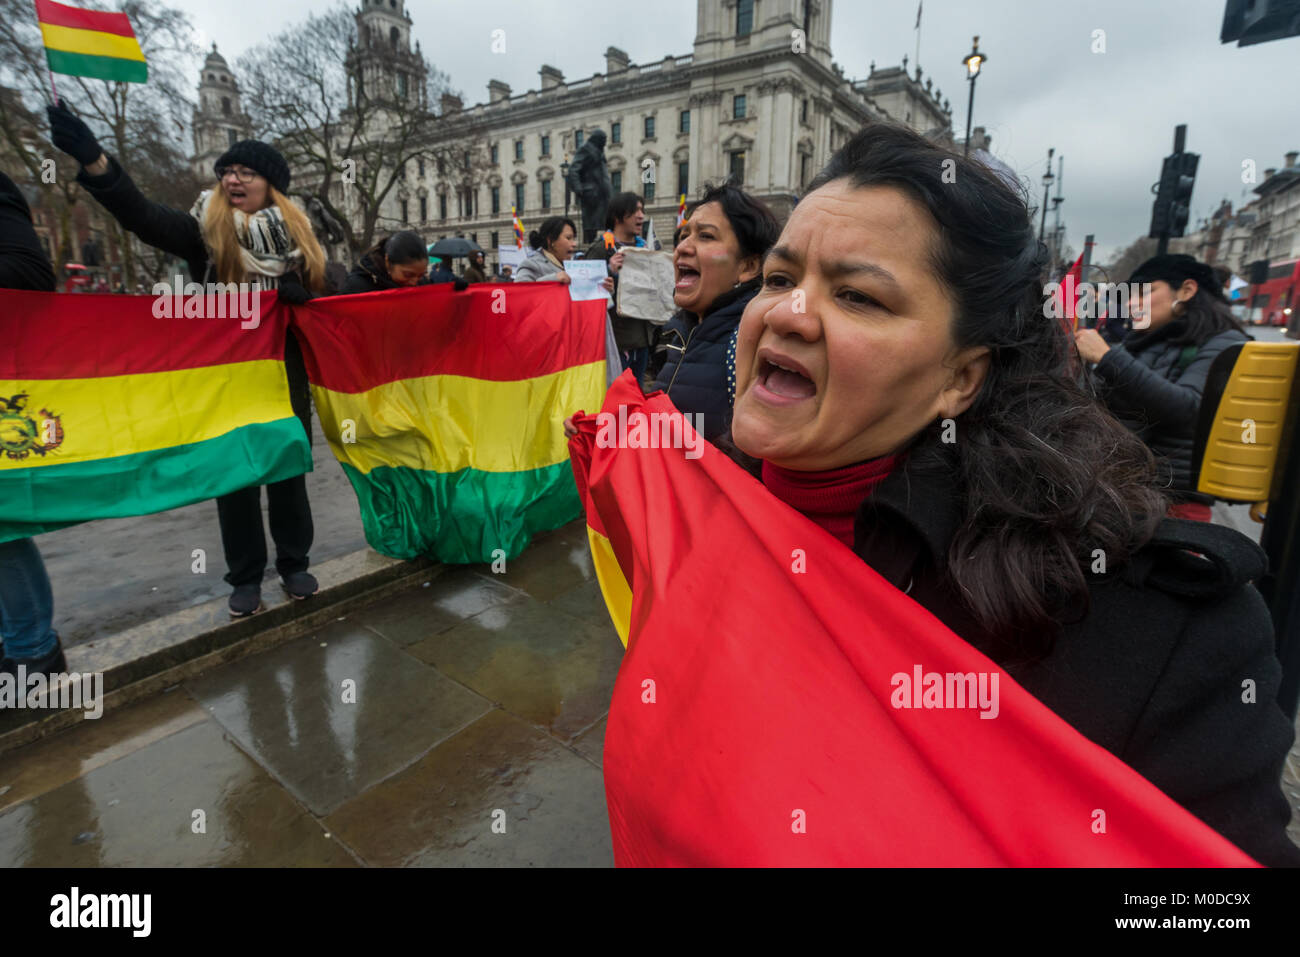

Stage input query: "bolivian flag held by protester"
[
  {"left": 567, "top": 371, "right": 1258, "bottom": 867},
  {"left": 0, "top": 290, "right": 310, "bottom": 543},
  {"left": 292, "top": 283, "right": 608, "bottom": 565},
  {"left": 35, "top": 0, "right": 148, "bottom": 84}
]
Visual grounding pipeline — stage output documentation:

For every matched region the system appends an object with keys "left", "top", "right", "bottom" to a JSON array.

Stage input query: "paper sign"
[
  {"left": 616, "top": 248, "right": 677, "bottom": 324},
  {"left": 497, "top": 245, "right": 526, "bottom": 270},
  {"left": 564, "top": 259, "right": 611, "bottom": 302}
]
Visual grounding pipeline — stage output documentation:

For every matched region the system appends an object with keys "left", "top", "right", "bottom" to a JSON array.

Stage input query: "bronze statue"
[{"left": 565, "top": 129, "right": 612, "bottom": 244}]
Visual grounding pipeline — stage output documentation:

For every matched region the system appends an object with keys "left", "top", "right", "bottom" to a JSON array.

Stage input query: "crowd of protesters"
[{"left": 3, "top": 101, "right": 1296, "bottom": 866}]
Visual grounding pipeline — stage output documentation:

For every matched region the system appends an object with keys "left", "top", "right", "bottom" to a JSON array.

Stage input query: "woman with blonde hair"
[{"left": 48, "top": 100, "right": 325, "bottom": 617}]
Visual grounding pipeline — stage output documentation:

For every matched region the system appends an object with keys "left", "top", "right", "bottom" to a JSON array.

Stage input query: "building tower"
[
  {"left": 191, "top": 45, "right": 252, "bottom": 180},
  {"left": 345, "top": 0, "right": 428, "bottom": 110}
]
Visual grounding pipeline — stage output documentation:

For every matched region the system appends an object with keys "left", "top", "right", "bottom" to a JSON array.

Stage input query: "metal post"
[
  {"left": 963, "top": 76, "right": 975, "bottom": 159},
  {"left": 1080, "top": 233, "right": 1095, "bottom": 329}
]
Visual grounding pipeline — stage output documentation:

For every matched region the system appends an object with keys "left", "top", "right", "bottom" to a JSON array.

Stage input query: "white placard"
[
  {"left": 616, "top": 248, "right": 677, "bottom": 324},
  {"left": 564, "top": 259, "right": 611, "bottom": 302}
]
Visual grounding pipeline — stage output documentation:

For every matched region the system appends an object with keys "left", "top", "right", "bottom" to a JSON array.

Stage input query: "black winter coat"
[
  {"left": 848, "top": 452, "right": 1300, "bottom": 866},
  {"left": 76, "top": 155, "right": 313, "bottom": 434},
  {"left": 1093, "top": 319, "right": 1250, "bottom": 498},
  {"left": 0, "top": 172, "right": 55, "bottom": 292},
  {"left": 652, "top": 279, "right": 759, "bottom": 441},
  {"left": 341, "top": 252, "right": 401, "bottom": 294}
]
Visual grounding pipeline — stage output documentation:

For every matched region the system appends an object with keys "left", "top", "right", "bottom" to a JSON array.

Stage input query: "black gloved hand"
[
  {"left": 46, "top": 100, "right": 104, "bottom": 167},
  {"left": 452, "top": 277, "right": 469, "bottom": 292},
  {"left": 276, "top": 276, "right": 311, "bottom": 305}
]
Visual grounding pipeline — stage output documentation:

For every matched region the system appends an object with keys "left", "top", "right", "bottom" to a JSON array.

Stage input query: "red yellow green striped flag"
[
  {"left": 35, "top": 0, "right": 148, "bottom": 84},
  {"left": 0, "top": 290, "right": 311, "bottom": 542},
  {"left": 292, "top": 283, "right": 608, "bottom": 564},
  {"left": 510, "top": 206, "right": 526, "bottom": 249}
]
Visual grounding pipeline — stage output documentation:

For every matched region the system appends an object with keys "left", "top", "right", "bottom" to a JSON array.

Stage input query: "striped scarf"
[{"left": 190, "top": 190, "right": 304, "bottom": 287}]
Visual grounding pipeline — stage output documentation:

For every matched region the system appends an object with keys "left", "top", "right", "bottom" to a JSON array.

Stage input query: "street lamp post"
[
  {"left": 561, "top": 156, "right": 571, "bottom": 214},
  {"left": 961, "top": 36, "right": 986, "bottom": 159},
  {"left": 1039, "top": 147, "right": 1055, "bottom": 245}
]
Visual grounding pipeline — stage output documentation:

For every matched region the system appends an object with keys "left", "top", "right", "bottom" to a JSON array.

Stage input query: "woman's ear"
[
  {"left": 1179, "top": 277, "right": 1199, "bottom": 302},
  {"left": 738, "top": 254, "right": 761, "bottom": 283},
  {"left": 938, "top": 347, "right": 991, "bottom": 420}
]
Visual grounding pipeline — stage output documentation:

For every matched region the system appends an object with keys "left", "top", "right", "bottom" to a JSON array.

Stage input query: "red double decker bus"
[{"left": 1246, "top": 258, "right": 1299, "bottom": 328}]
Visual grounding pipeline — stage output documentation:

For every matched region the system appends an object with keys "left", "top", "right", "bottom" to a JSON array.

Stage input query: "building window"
[
  {"left": 541, "top": 180, "right": 551, "bottom": 209},
  {"left": 800, "top": 154, "right": 810, "bottom": 190},
  {"left": 514, "top": 139, "right": 523, "bottom": 161},
  {"left": 400, "top": 200, "right": 408, "bottom": 223},
  {"left": 733, "top": 95, "right": 746, "bottom": 119},
  {"left": 438, "top": 194, "right": 446, "bottom": 220},
  {"left": 491, "top": 186, "right": 501, "bottom": 214},
  {"left": 421, "top": 196, "right": 429, "bottom": 221},
  {"left": 737, "top": 0, "right": 754, "bottom": 37},
  {"left": 389, "top": 26, "right": 399, "bottom": 50},
  {"left": 644, "top": 115, "right": 656, "bottom": 139},
  {"left": 729, "top": 150, "right": 746, "bottom": 185},
  {"left": 611, "top": 121, "right": 621, "bottom": 144},
  {"left": 611, "top": 170, "right": 622, "bottom": 192},
  {"left": 221, "top": 97, "right": 231, "bottom": 115},
  {"left": 575, "top": 129, "right": 585, "bottom": 149},
  {"left": 677, "top": 161, "right": 689, "bottom": 197},
  {"left": 540, "top": 134, "right": 550, "bottom": 156},
  {"left": 463, "top": 150, "right": 471, "bottom": 169},
  {"left": 417, "top": 157, "right": 425, "bottom": 177},
  {"left": 397, "top": 72, "right": 408, "bottom": 98},
  {"left": 515, "top": 182, "right": 525, "bottom": 210},
  {"left": 491, "top": 144, "right": 499, "bottom": 164},
  {"left": 679, "top": 110, "right": 690, "bottom": 133},
  {"left": 644, "top": 178, "right": 655, "bottom": 202},
  {"left": 227, "top": 128, "right": 238, "bottom": 146},
  {"left": 801, "top": 98, "right": 809, "bottom": 124},
  {"left": 491, "top": 230, "right": 499, "bottom": 249}
]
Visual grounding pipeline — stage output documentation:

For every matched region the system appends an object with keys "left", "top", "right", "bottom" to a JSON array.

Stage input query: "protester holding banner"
[
  {"left": 513, "top": 217, "right": 579, "bottom": 284},
  {"left": 651, "top": 184, "right": 779, "bottom": 441},
  {"left": 0, "top": 171, "right": 66, "bottom": 678},
  {"left": 1074, "top": 255, "right": 1251, "bottom": 522},
  {"left": 46, "top": 100, "right": 326, "bottom": 617},
  {"left": 583, "top": 193, "right": 659, "bottom": 385},
  {"left": 341, "top": 231, "right": 429, "bottom": 293},
  {"left": 717, "top": 125, "right": 1296, "bottom": 864}
]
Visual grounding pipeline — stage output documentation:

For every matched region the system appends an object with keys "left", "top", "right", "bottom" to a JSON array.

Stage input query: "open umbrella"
[{"left": 427, "top": 237, "right": 482, "bottom": 259}]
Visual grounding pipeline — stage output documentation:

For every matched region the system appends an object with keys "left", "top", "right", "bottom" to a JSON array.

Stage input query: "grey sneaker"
[
  {"left": 229, "top": 584, "right": 262, "bottom": 618},
  {"left": 281, "top": 571, "right": 318, "bottom": 600}
]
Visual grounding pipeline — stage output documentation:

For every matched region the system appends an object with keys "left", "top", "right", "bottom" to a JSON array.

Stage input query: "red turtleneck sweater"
[{"left": 761, "top": 454, "right": 903, "bottom": 548}]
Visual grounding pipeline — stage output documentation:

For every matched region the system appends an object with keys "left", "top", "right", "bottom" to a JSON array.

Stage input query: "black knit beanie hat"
[
  {"left": 214, "top": 140, "right": 291, "bottom": 194},
  {"left": 1128, "top": 254, "right": 1227, "bottom": 303}
]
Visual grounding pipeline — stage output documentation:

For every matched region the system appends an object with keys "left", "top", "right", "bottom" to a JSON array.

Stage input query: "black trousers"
[{"left": 217, "top": 331, "right": 315, "bottom": 587}]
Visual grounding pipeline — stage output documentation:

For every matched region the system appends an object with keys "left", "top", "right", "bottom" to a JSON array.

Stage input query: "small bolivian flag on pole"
[
  {"left": 510, "top": 205, "right": 526, "bottom": 249},
  {"left": 676, "top": 194, "right": 687, "bottom": 228},
  {"left": 35, "top": 0, "right": 148, "bottom": 84}
]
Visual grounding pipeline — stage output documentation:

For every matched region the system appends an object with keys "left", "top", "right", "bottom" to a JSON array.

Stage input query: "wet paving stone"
[
  {"left": 479, "top": 519, "right": 595, "bottom": 602},
  {"left": 187, "top": 620, "right": 492, "bottom": 816},
  {"left": 547, "top": 577, "right": 619, "bottom": 630},
  {"left": 358, "top": 567, "right": 522, "bottom": 647},
  {"left": 572, "top": 714, "right": 607, "bottom": 769},
  {"left": 324, "top": 708, "right": 613, "bottom": 867},
  {"left": 0, "top": 720, "right": 356, "bottom": 866},
  {"left": 405, "top": 592, "right": 623, "bottom": 741},
  {"left": 0, "top": 689, "right": 208, "bottom": 815}
]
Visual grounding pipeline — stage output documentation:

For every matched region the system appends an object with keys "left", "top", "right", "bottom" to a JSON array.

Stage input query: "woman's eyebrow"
[{"left": 767, "top": 245, "right": 901, "bottom": 290}]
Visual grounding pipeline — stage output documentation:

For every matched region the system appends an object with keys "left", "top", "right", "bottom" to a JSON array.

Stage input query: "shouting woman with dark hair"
[
  {"left": 652, "top": 183, "right": 780, "bottom": 441},
  {"left": 1074, "top": 254, "right": 1251, "bottom": 521},
  {"left": 579, "top": 124, "right": 1299, "bottom": 865}
]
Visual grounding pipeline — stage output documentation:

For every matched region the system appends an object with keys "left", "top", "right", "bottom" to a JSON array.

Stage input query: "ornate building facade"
[{"left": 190, "top": 45, "right": 252, "bottom": 181}]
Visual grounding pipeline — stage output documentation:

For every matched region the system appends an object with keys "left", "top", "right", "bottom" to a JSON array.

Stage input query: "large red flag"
[
  {"left": 1054, "top": 252, "right": 1086, "bottom": 333},
  {"left": 568, "top": 372, "right": 1256, "bottom": 866}
]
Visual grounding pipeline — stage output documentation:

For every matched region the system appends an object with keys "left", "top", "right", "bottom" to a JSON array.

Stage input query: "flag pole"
[{"left": 33, "top": 1, "right": 59, "bottom": 101}]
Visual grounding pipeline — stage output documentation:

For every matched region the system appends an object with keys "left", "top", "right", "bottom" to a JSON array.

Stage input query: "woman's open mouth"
[
  {"left": 675, "top": 264, "right": 700, "bottom": 290},
  {"left": 755, "top": 352, "right": 817, "bottom": 402}
]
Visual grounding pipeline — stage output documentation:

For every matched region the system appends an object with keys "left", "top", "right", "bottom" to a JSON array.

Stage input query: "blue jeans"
[
  {"left": 624, "top": 347, "right": 649, "bottom": 385},
  {"left": 0, "top": 537, "right": 59, "bottom": 661}
]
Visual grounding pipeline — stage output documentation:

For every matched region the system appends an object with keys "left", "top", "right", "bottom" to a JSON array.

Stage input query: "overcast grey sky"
[{"left": 177, "top": 0, "right": 1296, "bottom": 263}]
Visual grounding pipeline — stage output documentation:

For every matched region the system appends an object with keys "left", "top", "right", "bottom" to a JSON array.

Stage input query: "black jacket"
[
  {"left": 341, "top": 252, "right": 401, "bottom": 294},
  {"left": 0, "top": 172, "right": 55, "bottom": 292},
  {"left": 1093, "top": 320, "right": 1250, "bottom": 498},
  {"left": 846, "top": 452, "right": 1300, "bottom": 866},
  {"left": 75, "top": 154, "right": 313, "bottom": 434},
  {"left": 652, "top": 279, "right": 759, "bottom": 441}
]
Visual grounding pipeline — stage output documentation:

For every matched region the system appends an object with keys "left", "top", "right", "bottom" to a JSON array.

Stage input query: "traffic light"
[
  {"left": 1148, "top": 127, "right": 1199, "bottom": 245},
  {"left": 1168, "top": 152, "right": 1199, "bottom": 238},
  {"left": 1221, "top": 0, "right": 1300, "bottom": 46}
]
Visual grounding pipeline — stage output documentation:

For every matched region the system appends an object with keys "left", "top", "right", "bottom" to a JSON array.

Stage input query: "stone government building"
[{"left": 192, "top": 0, "right": 955, "bottom": 269}]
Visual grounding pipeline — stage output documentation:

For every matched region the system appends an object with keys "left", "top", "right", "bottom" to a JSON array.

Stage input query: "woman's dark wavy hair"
[
  {"left": 528, "top": 216, "right": 576, "bottom": 251},
  {"left": 363, "top": 230, "right": 427, "bottom": 268},
  {"left": 687, "top": 183, "right": 780, "bottom": 262},
  {"left": 804, "top": 123, "right": 1169, "bottom": 656}
]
